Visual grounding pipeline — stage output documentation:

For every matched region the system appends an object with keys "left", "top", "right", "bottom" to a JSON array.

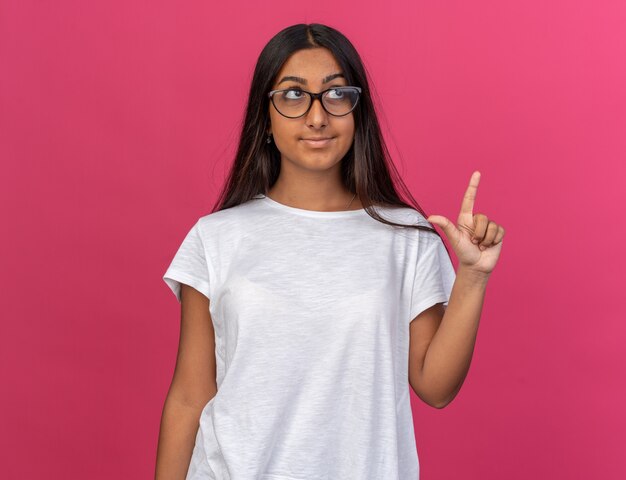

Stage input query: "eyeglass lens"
[{"left": 272, "top": 88, "right": 359, "bottom": 117}]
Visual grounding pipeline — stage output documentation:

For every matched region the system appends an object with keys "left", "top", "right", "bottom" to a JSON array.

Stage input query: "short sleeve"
[
  {"left": 409, "top": 231, "right": 456, "bottom": 321},
  {"left": 163, "top": 221, "right": 211, "bottom": 303}
]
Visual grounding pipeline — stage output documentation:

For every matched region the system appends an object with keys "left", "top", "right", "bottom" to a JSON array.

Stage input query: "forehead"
[{"left": 274, "top": 48, "right": 342, "bottom": 83}]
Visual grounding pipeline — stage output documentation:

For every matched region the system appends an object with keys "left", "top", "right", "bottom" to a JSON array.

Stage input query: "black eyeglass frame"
[{"left": 267, "top": 86, "right": 362, "bottom": 118}]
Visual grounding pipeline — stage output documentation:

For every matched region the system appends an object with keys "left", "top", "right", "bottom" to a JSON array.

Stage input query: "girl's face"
[{"left": 268, "top": 48, "right": 355, "bottom": 172}]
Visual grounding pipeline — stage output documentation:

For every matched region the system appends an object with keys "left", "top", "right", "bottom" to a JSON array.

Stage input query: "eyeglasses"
[{"left": 268, "top": 86, "right": 362, "bottom": 118}]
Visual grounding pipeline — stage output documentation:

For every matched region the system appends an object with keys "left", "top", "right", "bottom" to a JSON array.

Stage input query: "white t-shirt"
[{"left": 163, "top": 193, "right": 456, "bottom": 480}]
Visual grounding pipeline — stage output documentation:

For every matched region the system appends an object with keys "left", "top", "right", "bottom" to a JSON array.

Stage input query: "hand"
[{"left": 427, "top": 171, "right": 505, "bottom": 276}]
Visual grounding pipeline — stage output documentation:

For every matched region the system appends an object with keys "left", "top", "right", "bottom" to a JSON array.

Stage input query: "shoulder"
[
  {"left": 196, "top": 197, "right": 263, "bottom": 228},
  {"left": 372, "top": 205, "right": 443, "bottom": 248},
  {"left": 375, "top": 205, "right": 434, "bottom": 229},
  {"left": 193, "top": 197, "right": 266, "bottom": 243}
]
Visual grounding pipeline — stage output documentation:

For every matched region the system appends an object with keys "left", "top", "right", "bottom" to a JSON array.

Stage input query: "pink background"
[{"left": 1, "top": 1, "right": 624, "bottom": 479}]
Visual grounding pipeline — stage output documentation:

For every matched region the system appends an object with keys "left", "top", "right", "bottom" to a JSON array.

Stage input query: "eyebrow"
[{"left": 277, "top": 72, "right": 345, "bottom": 86}]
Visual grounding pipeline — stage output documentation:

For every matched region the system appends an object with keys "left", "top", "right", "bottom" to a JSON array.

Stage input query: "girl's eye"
[
  {"left": 327, "top": 88, "right": 345, "bottom": 99},
  {"left": 284, "top": 88, "right": 304, "bottom": 99}
]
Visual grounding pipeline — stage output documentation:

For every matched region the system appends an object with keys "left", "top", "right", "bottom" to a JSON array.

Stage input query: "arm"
[
  {"left": 155, "top": 285, "right": 218, "bottom": 480},
  {"left": 409, "top": 171, "right": 504, "bottom": 408},
  {"left": 408, "top": 266, "right": 489, "bottom": 408}
]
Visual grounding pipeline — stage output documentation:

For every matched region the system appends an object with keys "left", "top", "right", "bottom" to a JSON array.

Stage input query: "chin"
[{"left": 299, "top": 156, "right": 343, "bottom": 171}]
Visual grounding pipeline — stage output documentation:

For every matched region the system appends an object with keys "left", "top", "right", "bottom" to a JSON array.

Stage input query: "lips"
[{"left": 301, "top": 137, "right": 335, "bottom": 147}]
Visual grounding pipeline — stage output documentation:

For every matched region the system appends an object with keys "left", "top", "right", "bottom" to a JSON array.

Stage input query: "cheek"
[
  {"left": 271, "top": 129, "right": 301, "bottom": 157},
  {"left": 340, "top": 115, "right": 355, "bottom": 136},
  {"left": 339, "top": 121, "right": 355, "bottom": 148}
]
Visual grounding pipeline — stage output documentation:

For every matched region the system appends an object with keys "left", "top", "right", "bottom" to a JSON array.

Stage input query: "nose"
[{"left": 305, "top": 95, "right": 328, "bottom": 128}]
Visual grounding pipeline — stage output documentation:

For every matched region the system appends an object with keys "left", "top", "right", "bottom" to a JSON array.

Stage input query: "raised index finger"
[{"left": 460, "top": 171, "right": 481, "bottom": 215}]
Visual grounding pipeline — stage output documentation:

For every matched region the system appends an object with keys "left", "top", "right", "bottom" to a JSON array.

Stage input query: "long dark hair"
[{"left": 212, "top": 23, "right": 450, "bottom": 252}]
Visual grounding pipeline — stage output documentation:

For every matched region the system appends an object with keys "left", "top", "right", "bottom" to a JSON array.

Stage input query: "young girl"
[{"left": 155, "top": 23, "right": 504, "bottom": 480}]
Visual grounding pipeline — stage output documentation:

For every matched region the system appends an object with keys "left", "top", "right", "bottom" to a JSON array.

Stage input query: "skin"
[
  {"left": 155, "top": 286, "right": 216, "bottom": 479},
  {"left": 409, "top": 171, "right": 505, "bottom": 408},
  {"left": 266, "top": 47, "right": 363, "bottom": 211}
]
